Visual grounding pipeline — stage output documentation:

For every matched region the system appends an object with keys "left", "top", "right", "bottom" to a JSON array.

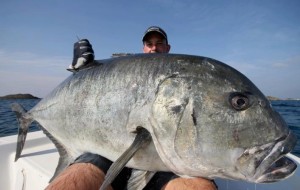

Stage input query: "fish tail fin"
[{"left": 11, "top": 103, "right": 33, "bottom": 161}]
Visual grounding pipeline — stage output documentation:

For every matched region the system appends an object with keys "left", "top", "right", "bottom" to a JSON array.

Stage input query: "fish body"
[{"left": 13, "top": 54, "right": 297, "bottom": 183}]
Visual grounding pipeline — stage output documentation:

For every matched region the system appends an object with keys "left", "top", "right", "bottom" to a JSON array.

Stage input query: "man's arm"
[
  {"left": 162, "top": 177, "right": 217, "bottom": 190},
  {"left": 45, "top": 153, "right": 217, "bottom": 190}
]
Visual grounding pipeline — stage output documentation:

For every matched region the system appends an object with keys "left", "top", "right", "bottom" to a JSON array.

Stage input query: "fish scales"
[{"left": 13, "top": 54, "right": 297, "bottom": 184}]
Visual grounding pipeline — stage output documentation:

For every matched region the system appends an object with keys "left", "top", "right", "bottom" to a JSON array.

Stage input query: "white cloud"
[
  {"left": 0, "top": 49, "right": 71, "bottom": 97},
  {"left": 0, "top": 49, "right": 69, "bottom": 69},
  {"left": 222, "top": 55, "right": 300, "bottom": 99},
  {"left": 271, "top": 56, "right": 300, "bottom": 68}
]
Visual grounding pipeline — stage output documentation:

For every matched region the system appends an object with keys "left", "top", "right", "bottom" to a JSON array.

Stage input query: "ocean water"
[
  {"left": 0, "top": 99, "right": 299, "bottom": 157},
  {"left": 0, "top": 99, "right": 41, "bottom": 137}
]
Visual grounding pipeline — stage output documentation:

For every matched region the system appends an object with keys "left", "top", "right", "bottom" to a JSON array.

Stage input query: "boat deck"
[{"left": 1, "top": 131, "right": 299, "bottom": 190}]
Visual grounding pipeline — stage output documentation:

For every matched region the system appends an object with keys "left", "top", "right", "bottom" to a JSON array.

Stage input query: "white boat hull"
[{"left": 1, "top": 131, "right": 299, "bottom": 190}]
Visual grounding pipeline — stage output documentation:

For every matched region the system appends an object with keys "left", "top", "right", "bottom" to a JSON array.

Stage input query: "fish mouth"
[{"left": 252, "top": 131, "right": 297, "bottom": 183}]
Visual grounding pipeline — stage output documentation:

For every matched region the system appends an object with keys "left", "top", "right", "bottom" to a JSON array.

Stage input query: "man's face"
[{"left": 143, "top": 33, "right": 170, "bottom": 53}]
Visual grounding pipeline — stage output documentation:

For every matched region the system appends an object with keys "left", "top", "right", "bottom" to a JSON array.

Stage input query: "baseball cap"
[{"left": 142, "top": 26, "right": 168, "bottom": 44}]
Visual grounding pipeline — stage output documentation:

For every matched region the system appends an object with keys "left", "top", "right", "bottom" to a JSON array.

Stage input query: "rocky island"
[
  {"left": 266, "top": 96, "right": 299, "bottom": 101},
  {"left": 266, "top": 96, "right": 282, "bottom": 101},
  {"left": 0, "top": 94, "right": 40, "bottom": 100}
]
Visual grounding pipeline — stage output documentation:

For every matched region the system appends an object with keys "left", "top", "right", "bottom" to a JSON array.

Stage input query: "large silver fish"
[{"left": 12, "top": 54, "right": 297, "bottom": 188}]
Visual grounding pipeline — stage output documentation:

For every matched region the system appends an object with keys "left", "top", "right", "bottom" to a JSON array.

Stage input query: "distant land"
[
  {"left": 0, "top": 94, "right": 40, "bottom": 100},
  {"left": 266, "top": 96, "right": 299, "bottom": 101},
  {"left": 0, "top": 93, "right": 298, "bottom": 101}
]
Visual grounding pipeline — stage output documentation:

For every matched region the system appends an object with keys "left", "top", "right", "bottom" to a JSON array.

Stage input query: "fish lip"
[
  {"left": 252, "top": 131, "right": 298, "bottom": 183},
  {"left": 255, "top": 156, "right": 297, "bottom": 183}
]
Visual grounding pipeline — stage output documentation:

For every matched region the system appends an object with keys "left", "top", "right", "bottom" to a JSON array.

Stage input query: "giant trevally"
[{"left": 12, "top": 54, "right": 297, "bottom": 189}]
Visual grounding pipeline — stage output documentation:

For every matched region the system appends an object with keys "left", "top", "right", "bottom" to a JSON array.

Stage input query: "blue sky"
[{"left": 1, "top": 0, "right": 299, "bottom": 99}]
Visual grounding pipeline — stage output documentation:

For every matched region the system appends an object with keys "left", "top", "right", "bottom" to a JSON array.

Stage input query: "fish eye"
[{"left": 229, "top": 92, "right": 250, "bottom": 111}]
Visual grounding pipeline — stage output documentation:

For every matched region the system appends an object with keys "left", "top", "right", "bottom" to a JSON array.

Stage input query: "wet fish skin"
[{"left": 13, "top": 53, "right": 297, "bottom": 183}]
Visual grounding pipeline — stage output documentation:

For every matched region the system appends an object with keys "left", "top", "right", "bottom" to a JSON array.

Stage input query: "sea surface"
[{"left": 0, "top": 99, "right": 299, "bottom": 157}]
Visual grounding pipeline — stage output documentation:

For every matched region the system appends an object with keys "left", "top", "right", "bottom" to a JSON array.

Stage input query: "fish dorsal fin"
[
  {"left": 100, "top": 127, "right": 152, "bottom": 190},
  {"left": 41, "top": 128, "right": 73, "bottom": 182},
  {"left": 126, "top": 170, "right": 156, "bottom": 190}
]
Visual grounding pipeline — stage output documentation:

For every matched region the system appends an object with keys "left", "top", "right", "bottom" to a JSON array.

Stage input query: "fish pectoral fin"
[
  {"left": 127, "top": 169, "right": 156, "bottom": 190},
  {"left": 11, "top": 103, "right": 33, "bottom": 161},
  {"left": 100, "top": 127, "right": 152, "bottom": 190}
]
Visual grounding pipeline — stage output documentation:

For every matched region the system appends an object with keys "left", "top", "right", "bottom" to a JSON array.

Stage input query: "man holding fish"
[{"left": 47, "top": 26, "right": 217, "bottom": 190}]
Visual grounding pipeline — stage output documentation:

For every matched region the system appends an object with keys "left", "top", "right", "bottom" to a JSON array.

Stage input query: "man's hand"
[{"left": 68, "top": 39, "right": 94, "bottom": 72}]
